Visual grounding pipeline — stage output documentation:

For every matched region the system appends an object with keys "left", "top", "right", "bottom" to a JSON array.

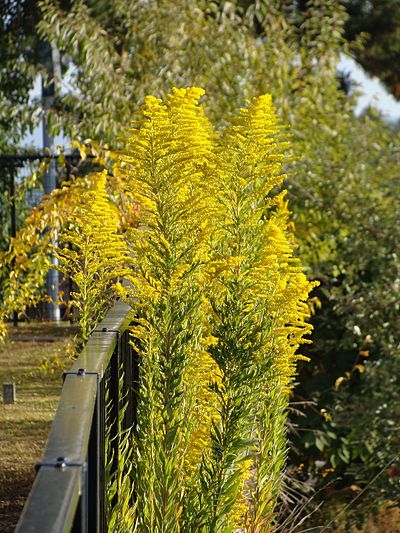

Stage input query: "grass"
[
  {"left": 0, "top": 321, "right": 77, "bottom": 533},
  {"left": 1, "top": 322, "right": 399, "bottom": 533}
]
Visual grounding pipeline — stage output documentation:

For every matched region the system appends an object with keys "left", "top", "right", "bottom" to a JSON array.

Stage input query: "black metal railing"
[
  {"left": 1, "top": 152, "right": 90, "bottom": 239},
  {"left": 15, "top": 299, "right": 136, "bottom": 533}
]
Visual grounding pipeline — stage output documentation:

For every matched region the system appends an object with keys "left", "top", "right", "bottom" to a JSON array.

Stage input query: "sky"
[
  {"left": 23, "top": 54, "right": 400, "bottom": 150},
  {"left": 22, "top": 75, "right": 67, "bottom": 150},
  {"left": 338, "top": 54, "right": 400, "bottom": 122}
]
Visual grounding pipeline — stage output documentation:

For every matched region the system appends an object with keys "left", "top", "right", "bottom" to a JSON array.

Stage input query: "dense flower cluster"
[
  {"left": 56, "top": 170, "right": 131, "bottom": 349},
  {"left": 118, "top": 88, "right": 316, "bottom": 531}
]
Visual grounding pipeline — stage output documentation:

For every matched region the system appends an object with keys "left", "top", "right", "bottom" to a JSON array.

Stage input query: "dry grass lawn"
[{"left": 0, "top": 322, "right": 76, "bottom": 533}]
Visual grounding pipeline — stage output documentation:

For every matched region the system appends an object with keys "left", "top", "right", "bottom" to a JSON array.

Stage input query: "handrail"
[{"left": 15, "top": 299, "right": 135, "bottom": 533}]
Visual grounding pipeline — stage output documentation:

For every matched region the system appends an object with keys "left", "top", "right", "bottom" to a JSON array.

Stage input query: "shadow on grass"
[{"left": 0, "top": 467, "right": 35, "bottom": 533}]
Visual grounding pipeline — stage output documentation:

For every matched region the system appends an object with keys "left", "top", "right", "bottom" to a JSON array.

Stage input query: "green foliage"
[
  {"left": 343, "top": 0, "right": 400, "bottom": 98},
  {"left": 279, "top": 4, "right": 400, "bottom": 524},
  {"left": 36, "top": 0, "right": 248, "bottom": 144},
  {"left": 1, "top": 0, "right": 399, "bottom": 527},
  {"left": 105, "top": 371, "right": 136, "bottom": 533},
  {"left": 0, "top": 1, "right": 43, "bottom": 147},
  {"left": 26, "top": 0, "right": 351, "bottom": 142}
]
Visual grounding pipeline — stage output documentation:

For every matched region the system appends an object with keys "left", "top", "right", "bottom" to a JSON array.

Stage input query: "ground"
[
  {"left": 1, "top": 322, "right": 400, "bottom": 532},
  {"left": 0, "top": 322, "right": 76, "bottom": 533}
]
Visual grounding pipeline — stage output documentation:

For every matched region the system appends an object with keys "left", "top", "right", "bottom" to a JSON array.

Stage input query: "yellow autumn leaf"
[
  {"left": 70, "top": 140, "right": 87, "bottom": 161},
  {"left": 354, "top": 364, "right": 366, "bottom": 373},
  {"left": 335, "top": 376, "right": 346, "bottom": 389}
]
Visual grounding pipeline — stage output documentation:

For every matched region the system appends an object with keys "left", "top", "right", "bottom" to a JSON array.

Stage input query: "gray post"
[
  {"left": 42, "top": 41, "right": 61, "bottom": 321},
  {"left": 9, "top": 161, "right": 18, "bottom": 327},
  {"left": 3, "top": 383, "right": 16, "bottom": 404}
]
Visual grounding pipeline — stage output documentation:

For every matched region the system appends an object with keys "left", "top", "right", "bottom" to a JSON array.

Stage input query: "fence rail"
[{"left": 15, "top": 299, "right": 136, "bottom": 533}]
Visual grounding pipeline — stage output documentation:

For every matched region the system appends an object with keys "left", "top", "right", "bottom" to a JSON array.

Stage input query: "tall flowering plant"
[
  {"left": 118, "top": 89, "right": 316, "bottom": 532},
  {"left": 197, "top": 95, "right": 316, "bottom": 531},
  {"left": 56, "top": 170, "right": 131, "bottom": 350}
]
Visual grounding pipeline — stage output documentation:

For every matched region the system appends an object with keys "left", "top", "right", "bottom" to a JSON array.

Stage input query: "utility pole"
[
  {"left": 8, "top": 160, "right": 18, "bottom": 327},
  {"left": 41, "top": 41, "right": 61, "bottom": 321}
]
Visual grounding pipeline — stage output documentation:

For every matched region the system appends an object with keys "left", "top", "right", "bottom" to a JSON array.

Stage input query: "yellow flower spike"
[
  {"left": 0, "top": 172, "right": 101, "bottom": 336},
  {"left": 56, "top": 171, "right": 131, "bottom": 351},
  {"left": 183, "top": 348, "right": 222, "bottom": 480},
  {"left": 198, "top": 92, "right": 316, "bottom": 530},
  {"left": 119, "top": 87, "right": 219, "bottom": 532}
]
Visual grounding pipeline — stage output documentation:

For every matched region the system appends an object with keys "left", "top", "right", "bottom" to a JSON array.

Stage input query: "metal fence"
[
  {"left": 15, "top": 298, "right": 137, "bottom": 533},
  {"left": 0, "top": 152, "right": 86, "bottom": 240}
]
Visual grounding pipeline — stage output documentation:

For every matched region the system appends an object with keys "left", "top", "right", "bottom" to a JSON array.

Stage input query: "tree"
[
  {"left": 343, "top": 0, "right": 400, "bottom": 98},
  {"left": 0, "top": 0, "right": 60, "bottom": 146}
]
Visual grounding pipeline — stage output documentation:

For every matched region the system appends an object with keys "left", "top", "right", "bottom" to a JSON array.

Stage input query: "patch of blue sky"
[{"left": 338, "top": 54, "right": 400, "bottom": 122}]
